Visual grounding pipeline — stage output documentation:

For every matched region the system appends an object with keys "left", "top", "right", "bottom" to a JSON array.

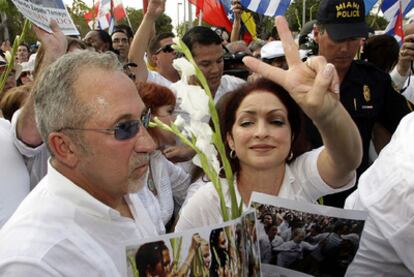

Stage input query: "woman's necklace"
[{"left": 147, "top": 161, "right": 158, "bottom": 196}]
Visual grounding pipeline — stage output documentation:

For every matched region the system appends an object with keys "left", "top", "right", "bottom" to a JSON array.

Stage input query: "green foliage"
[
  {"left": 117, "top": 8, "right": 172, "bottom": 34},
  {"left": 0, "top": 0, "right": 36, "bottom": 44},
  {"left": 66, "top": 0, "right": 92, "bottom": 37}
]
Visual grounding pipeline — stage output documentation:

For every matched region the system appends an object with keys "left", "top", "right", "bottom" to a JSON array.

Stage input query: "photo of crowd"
[
  {"left": 126, "top": 210, "right": 260, "bottom": 277},
  {"left": 252, "top": 202, "right": 365, "bottom": 277}
]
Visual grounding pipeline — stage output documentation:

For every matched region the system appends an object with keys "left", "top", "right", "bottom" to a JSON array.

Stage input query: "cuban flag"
[
  {"left": 381, "top": 0, "right": 414, "bottom": 21},
  {"left": 384, "top": 1, "right": 405, "bottom": 44},
  {"left": 364, "top": 0, "right": 378, "bottom": 15},
  {"left": 239, "top": 0, "right": 291, "bottom": 17}
]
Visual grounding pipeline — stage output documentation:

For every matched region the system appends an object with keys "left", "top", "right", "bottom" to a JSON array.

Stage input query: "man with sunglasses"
[
  {"left": 304, "top": 0, "right": 413, "bottom": 208},
  {"left": 0, "top": 22, "right": 158, "bottom": 275},
  {"left": 129, "top": 0, "right": 179, "bottom": 86}
]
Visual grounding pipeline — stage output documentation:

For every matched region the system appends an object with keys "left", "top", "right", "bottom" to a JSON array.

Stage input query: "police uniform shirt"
[{"left": 305, "top": 60, "right": 413, "bottom": 206}]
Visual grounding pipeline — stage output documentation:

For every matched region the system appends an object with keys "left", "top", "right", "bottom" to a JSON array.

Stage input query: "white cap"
[{"left": 261, "top": 40, "right": 309, "bottom": 60}]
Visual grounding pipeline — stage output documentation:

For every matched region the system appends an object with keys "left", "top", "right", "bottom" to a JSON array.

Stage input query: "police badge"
[{"left": 363, "top": 85, "right": 371, "bottom": 102}]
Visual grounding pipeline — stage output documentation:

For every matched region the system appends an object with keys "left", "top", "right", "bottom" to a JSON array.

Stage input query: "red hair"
[{"left": 137, "top": 82, "right": 176, "bottom": 111}]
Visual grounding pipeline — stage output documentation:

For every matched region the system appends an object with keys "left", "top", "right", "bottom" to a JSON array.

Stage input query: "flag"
[
  {"left": 188, "top": 0, "right": 233, "bottom": 32},
  {"left": 381, "top": 0, "right": 414, "bottom": 21},
  {"left": 84, "top": 0, "right": 126, "bottom": 30},
  {"left": 239, "top": 0, "right": 291, "bottom": 17},
  {"left": 113, "top": 0, "right": 126, "bottom": 21},
  {"left": 364, "top": 0, "right": 378, "bottom": 15},
  {"left": 384, "top": 1, "right": 405, "bottom": 44},
  {"left": 219, "top": 0, "right": 257, "bottom": 42},
  {"left": 143, "top": 0, "right": 149, "bottom": 13}
]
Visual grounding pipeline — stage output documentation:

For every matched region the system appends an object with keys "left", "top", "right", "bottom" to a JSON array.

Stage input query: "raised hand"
[
  {"left": 146, "top": 0, "right": 166, "bottom": 20},
  {"left": 243, "top": 16, "right": 340, "bottom": 122},
  {"left": 33, "top": 19, "right": 67, "bottom": 66},
  {"left": 231, "top": 0, "right": 243, "bottom": 21}
]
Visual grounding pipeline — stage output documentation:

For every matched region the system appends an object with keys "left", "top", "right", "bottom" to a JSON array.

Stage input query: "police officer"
[{"left": 305, "top": 0, "right": 413, "bottom": 207}]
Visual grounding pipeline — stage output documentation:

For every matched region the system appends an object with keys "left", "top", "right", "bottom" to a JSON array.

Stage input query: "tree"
[
  {"left": 0, "top": 0, "right": 36, "bottom": 44},
  {"left": 117, "top": 8, "right": 173, "bottom": 34},
  {"left": 66, "top": 0, "right": 92, "bottom": 37}
]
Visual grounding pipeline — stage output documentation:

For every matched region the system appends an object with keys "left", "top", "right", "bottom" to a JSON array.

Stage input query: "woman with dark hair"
[
  {"left": 209, "top": 228, "right": 230, "bottom": 277},
  {"left": 136, "top": 82, "right": 191, "bottom": 233},
  {"left": 175, "top": 40, "right": 362, "bottom": 230},
  {"left": 135, "top": 241, "right": 172, "bottom": 277}
]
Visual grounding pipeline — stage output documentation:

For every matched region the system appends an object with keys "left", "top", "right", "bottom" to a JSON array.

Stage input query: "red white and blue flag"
[
  {"left": 383, "top": 0, "right": 412, "bottom": 44},
  {"left": 239, "top": 0, "right": 291, "bottom": 17}
]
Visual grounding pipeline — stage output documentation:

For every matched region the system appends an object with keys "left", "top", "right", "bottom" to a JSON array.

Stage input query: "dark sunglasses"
[
  {"left": 155, "top": 44, "right": 175, "bottom": 54},
  {"left": 58, "top": 108, "right": 151, "bottom": 141}
]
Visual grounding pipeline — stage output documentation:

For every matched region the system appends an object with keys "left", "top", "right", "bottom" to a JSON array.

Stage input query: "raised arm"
[
  {"left": 390, "top": 31, "right": 414, "bottom": 89},
  {"left": 128, "top": 0, "right": 165, "bottom": 84},
  {"left": 16, "top": 20, "right": 67, "bottom": 146},
  {"left": 243, "top": 16, "right": 362, "bottom": 188},
  {"left": 230, "top": 0, "right": 242, "bottom": 42}
]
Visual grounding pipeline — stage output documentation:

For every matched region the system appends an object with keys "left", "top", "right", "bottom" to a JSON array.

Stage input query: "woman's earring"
[
  {"left": 287, "top": 151, "right": 293, "bottom": 161},
  {"left": 230, "top": 149, "right": 237, "bottom": 159}
]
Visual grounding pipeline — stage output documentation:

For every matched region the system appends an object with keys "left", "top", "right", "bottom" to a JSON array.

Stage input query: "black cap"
[{"left": 316, "top": 0, "right": 368, "bottom": 41}]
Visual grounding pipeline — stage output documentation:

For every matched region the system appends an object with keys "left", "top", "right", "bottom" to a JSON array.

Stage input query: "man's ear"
[
  {"left": 313, "top": 26, "right": 320, "bottom": 43},
  {"left": 148, "top": 54, "right": 158, "bottom": 68},
  {"left": 48, "top": 132, "right": 80, "bottom": 168}
]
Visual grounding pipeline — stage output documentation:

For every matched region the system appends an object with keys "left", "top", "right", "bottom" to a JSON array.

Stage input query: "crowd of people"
[
  {"left": 0, "top": 0, "right": 413, "bottom": 275},
  {"left": 255, "top": 204, "right": 364, "bottom": 276}
]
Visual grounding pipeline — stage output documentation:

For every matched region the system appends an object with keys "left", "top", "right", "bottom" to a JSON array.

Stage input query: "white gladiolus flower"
[{"left": 173, "top": 57, "right": 196, "bottom": 82}]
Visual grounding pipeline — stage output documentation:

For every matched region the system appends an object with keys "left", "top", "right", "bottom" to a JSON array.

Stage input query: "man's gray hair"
[{"left": 33, "top": 50, "right": 123, "bottom": 152}]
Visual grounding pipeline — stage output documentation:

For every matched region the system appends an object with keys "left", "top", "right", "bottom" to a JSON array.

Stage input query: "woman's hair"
[
  {"left": 135, "top": 241, "right": 168, "bottom": 277},
  {"left": 137, "top": 82, "right": 176, "bottom": 112},
  {"left": 0, "top": 84, "right": 31, "bottom": 121},
  {"left": 209, "top": 228, "right": 228, "bottom": 277},
  {"left": 217, "top": 78, "right": 306, "bottom": 174}
]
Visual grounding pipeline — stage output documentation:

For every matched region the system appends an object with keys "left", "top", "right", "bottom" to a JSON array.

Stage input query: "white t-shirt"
[
  {"left": 345, "top": 112, "right": 414, "bottom": 277},
  {"left": 147, "top": 70, "right": 173, "bottom": 88},
  {"left": 0, "top": 118, "right": 30, "bottom": 228},
  {"left": 175, "top": 147, "right": 355, "bottom": 231},
  {"left": 0, "top": 162, "right": 157, "bottom": 276}
]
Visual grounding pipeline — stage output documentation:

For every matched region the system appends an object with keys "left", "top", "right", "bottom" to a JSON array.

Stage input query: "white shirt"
[
  {"left": 175, "top": 147, "right": 355, "bottom": 231},
  {"left": 389, "top": 67, "right": 414, "bottom": 103},
  {"left": 214, "top": 74, "right": 245, "bottom": 103},
  {"left": 0, "top": 118, "right": 30, "bottom": 227},
  {"left": 137, "top": 150, "right": 191, "bottom": 233},
  {"left": 345, "top": 112, "right": 414, "bottom": 277},
  {"left": 0, "top": 162, "right": 157, "bottom": 277},
  {"left": 11, "top": 110, "right": 49, "bottom": 189},
  {"left": 147, "top": 70, "right": 173, "bottom": 88}
]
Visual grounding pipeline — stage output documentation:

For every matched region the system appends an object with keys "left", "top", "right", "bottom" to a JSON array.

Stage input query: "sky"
[{"left": 63, "top": 0, "right": 196, "bottom": 29}]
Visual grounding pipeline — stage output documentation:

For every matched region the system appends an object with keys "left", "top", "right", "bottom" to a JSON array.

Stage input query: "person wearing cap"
[
  {"left": 261, "top": 40, "right": 309, "bottom": 70},
  {"left": 305, "top": 0, "right": 414, "bottom": 208}
]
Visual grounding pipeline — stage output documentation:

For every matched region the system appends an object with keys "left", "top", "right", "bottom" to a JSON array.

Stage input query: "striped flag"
[
  {"left": 384, "top": 1, "right": 405, "bottom": 44},
  {"left": 240, "top": 0, "right": 291, "bottom": 17},
  {"left": 219, "top": 0, "right": 257, "bottom": 41},
  {"left": 381, "top": 0, "right": 414, "bottom": 21},
  {"left": 364, "top": 0, "right": 378, "bottom": 15}
]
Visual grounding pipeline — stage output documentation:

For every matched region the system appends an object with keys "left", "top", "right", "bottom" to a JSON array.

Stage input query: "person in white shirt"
[
  {"left": 136, "top": 82, "right": 191, "bottom": 233},
  {"left": 128, "top": 0, "right": 179, "bottom": 86},
  {"left": 0, "top": 23, "right": 158, "bottom": 276},
  {"left": 175, "top": 17, "right": 362, "bottom": 231},
  {"left": 0, "top": 118, "right": 30, "bottom": 228},
  {"left": 345, "top": 112, "right": 414, "bottom": 277}
]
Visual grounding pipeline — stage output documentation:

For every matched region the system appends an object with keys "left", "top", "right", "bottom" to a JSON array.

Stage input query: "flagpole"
[{"left": 124, "top": 7, "right": 134, "bottom": 32}]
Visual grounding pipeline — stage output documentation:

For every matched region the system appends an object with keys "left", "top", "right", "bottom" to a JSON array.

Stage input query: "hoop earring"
[
  {"left": 230, "top": 149, "right": 237, "bottom": 159},
  {"left": 287, "top": 151, "right": 293, "bottom": 161}
]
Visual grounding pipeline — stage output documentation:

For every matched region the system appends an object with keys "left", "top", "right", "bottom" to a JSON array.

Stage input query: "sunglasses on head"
[
  {"left": 155, "top": 44, "right": 175, "bottom": 54},
  {"left": 58, "top": 108, "right": 152, "bottom": 141}
]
